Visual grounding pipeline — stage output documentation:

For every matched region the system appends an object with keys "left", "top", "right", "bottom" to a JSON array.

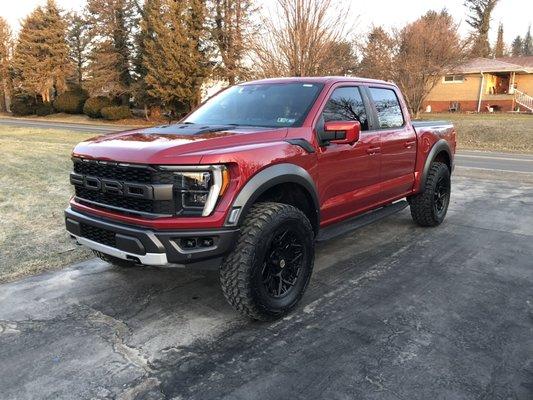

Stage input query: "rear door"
[
  {"left": 315, "top": 85, "right": 381, "bottom": 225},
  {"left": 367, "top": 86, "right": 417, "bottom": 201}
]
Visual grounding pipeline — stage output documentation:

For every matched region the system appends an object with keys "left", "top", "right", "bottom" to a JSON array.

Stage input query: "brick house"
[{"left": 424, "top": 56, "right": 533, "bottom": 113}]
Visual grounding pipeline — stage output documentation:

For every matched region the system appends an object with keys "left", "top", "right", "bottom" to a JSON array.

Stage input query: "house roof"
[
  {"left": 496, "top": 56, "right": 533, "bottom": 68},
  {"left": 452, "top": 57, "right": 533, "bottom": 74}
]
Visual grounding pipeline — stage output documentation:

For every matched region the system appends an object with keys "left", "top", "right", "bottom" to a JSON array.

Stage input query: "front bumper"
[{"left": 65, "top": 207, "right": 239, "bottom": 267}]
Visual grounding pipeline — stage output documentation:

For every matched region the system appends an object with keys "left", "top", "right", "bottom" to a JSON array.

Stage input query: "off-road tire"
[
  {"left": 93, "top": 250, "right": 138, "bottom": 268},
  {"left": 409, "top": 162, "right": 451, "bottom": 227},
  {"left": 219, "top": 202, "right": 315, "bottom": 321}
]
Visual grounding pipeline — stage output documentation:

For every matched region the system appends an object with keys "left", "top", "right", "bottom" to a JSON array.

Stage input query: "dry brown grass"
[
  {"left": 0, "top": 127, "right": 96, "bottom": 282},
  {"left": 418, "top": 113, "right": 533, "bottom": 153}
]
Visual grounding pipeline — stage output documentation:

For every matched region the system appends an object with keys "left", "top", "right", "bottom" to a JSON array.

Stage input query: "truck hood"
[{"left": 72, "top": 124, "right": 289, "bottom": 164}]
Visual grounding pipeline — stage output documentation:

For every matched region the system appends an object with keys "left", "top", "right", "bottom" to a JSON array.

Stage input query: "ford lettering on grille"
[{"left": 70, "top": 172, "right": 156, "bottom": 200}]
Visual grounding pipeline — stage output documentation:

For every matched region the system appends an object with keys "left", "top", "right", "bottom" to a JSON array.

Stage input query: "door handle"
[
  {"left": 404, "top": 141, "right": 416, "bottom": 149},
  {"left": 366, "top": 147, "right": 381, "bottom": 155}
]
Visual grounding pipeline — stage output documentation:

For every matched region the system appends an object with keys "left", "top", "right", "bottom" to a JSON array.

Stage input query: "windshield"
[{"left": 183, "top": 83, "right": 324, "bottom": 128}]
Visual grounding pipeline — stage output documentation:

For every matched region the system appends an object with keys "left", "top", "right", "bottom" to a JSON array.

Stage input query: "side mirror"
[{"left": 322, "top": 121, "right": 361, "bottom": 145}]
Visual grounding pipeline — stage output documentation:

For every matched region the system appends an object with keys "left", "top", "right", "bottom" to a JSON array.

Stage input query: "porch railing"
[{"left": 514, "top": 89, "right": 533, "bottom": 112}]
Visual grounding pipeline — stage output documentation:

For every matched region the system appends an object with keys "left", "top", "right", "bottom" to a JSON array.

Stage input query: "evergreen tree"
[
  {"left": 141, "top": 0, "right": 209, "bottom": 113},
  {"left": 511, "top": 36, "right": 523, "bottom": 56},
  {"left": 464, "top": 0, "right": 499, "bottom": 57},
  {"left": 66, "top": 12, "right": 90, "bottom": 88},
  {"left": 210, "top": 0, "right": 255, "bottom": 85},
  {"left": 85, "top": 0, "right": 138, "bottom": 102},
  {"left": 0, "top": 17, "right": 12, "bottom": 112},
  {"left": 358, "top": 26, "right": 394, "bottom": 80},
  {"left": 493, "top": 22, "right": 505, "bottom": 58},
  {"left": 523, "top": 26, "right": 533, "bottom": 56},
  {"left": 12, "top": 0, "right": 71, "bottom": 102}
]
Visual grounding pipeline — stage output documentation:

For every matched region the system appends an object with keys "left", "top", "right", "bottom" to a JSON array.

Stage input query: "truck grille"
[
  {"left": 72, "top": 158, "right": 176, "bottom": 217},
  {"left": 73, "top": 160, "right": 174, "bottom": 184},
  {"left": 80, "top": 223, "right": 116, "bottom": 247}
]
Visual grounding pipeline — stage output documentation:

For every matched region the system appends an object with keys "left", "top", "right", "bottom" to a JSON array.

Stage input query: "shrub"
[
  {"left": 35, "top": 102, "right": 55, "bottom": 116},
  {"left": 101, "top": 106, "right": 132, "bottom": 121},
  {"left": 83, "top": 96, "right": 113, "bottom": 118},
  {"left": 11, "top": 95, "right": 37, "bottom": 116},
  {"left": 54, "top": 90, "right": 88, "bottom": 114}
]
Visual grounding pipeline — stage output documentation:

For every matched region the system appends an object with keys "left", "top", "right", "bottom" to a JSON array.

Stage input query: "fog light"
[
  {"left": 200, "top": 237, "right": 214, "bottom": 247},
  {"left": 181, "top": 238, "right": 197, "bottom": 249}
]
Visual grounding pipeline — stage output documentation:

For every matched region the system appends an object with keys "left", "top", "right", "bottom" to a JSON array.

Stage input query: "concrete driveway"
[{"left": 1, "top": 173, "right": 532, "bottom": 400}]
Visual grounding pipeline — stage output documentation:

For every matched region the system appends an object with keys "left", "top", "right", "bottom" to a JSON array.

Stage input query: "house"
[{"left": 424, "top": 56, "right": 533, "bottom": 113}]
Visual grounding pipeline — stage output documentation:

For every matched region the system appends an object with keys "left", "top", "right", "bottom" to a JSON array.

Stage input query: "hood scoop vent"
[{"left": 146, "top": 124, "right": 237, "bottom": 136}]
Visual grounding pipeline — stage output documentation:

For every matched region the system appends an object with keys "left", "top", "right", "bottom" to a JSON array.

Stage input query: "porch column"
[{"left": 477, "top": 72, "right": 484, "bottom": 113}]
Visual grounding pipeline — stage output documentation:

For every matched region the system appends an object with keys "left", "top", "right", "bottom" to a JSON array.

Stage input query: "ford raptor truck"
[{"left": 65, "top": 77, "right": 456, "bottom": 320}]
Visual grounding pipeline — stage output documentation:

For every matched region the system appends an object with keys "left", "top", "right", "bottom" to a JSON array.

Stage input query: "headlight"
[{"left": 159, "top": 165, "right": 229, "bottom": 216}]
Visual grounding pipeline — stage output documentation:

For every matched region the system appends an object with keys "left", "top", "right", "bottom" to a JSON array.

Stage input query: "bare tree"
[
  {"left": 251, "top": 0, "right": 354, "bottom": 78},
  {"left": 393, "top": 10, "right": 467, "bottom": 117},
  {"left": 464, "top": 0, "right": 499, "bottom": 57}
]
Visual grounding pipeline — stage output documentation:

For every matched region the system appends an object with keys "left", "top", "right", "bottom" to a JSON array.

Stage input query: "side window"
[
  {"left": 369, "top": 88, "right": 404, "bottom": 129},
  {"left": 322, "top": 87, "right": 368, "bottom": 131}
]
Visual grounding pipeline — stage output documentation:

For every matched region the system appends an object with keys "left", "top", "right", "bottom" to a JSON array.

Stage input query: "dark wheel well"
[
  {"left": 433, "top": 150, "right": 451, "bottom": 172},
  {"left": 255, "top": 182, "right": 319, "bottom": 235}
]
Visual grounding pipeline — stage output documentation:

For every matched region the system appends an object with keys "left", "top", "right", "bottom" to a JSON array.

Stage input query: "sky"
[{"left": 2, "top": 0, "right": 532, "bottom": 45}]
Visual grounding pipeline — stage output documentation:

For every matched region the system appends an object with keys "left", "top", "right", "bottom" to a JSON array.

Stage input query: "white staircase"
[{"left": 514, "top": 89, "right": 533, "bottom": 112}]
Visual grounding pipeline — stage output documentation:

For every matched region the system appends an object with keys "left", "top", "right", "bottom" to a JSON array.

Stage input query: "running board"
[{"left": 316, "top": 200, "right": 408, "bottom": 242}]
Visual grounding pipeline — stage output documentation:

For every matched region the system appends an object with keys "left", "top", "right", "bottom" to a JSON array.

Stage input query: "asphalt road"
[
  {"left": 0, "top": 117, "right": 130, "bottom": 134},
  {"left": 1, "top": 175, "right": 532, "bottom": 400},
  {"left": 456, "top": 151, "right": 533, "bottom": 174}
]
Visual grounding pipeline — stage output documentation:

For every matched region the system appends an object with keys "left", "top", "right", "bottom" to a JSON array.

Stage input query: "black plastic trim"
[
  {"left": 65, "top": 207, "right": 239, "bottom": 264},
  {"left": 285, "top": 138, "right": 316, "bottom": 153},
  {"left": 420, "top": 139, "right": 453, "bottom": 192},
  {"left": 226, "top": 163, "right": 320, "bottom": 230}
]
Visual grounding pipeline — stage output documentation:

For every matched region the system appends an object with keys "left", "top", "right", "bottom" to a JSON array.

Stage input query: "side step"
[{"left": 316, "top": 200, "right": 409, "bottom": 242}]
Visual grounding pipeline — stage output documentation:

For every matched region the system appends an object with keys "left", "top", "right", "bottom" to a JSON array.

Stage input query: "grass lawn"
[
  {"left": 0, "top": 127, "right": 95, "bottom": 282},
  {"left": 418, "top": 113, "right": 533, "bottom": 153}
]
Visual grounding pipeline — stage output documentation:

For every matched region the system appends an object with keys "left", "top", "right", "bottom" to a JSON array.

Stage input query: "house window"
[{"left": 443, "top": 75, "right": 465, "bottom": 83}]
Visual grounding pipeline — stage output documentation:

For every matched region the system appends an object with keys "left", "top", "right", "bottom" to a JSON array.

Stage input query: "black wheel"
[
  {"left": 219, "top": 202, "right": 315, "bottom": 321},
  {"left": 92, "top": 250, "right": 138, "bottom": 268},
  {"left": 409, "top": 162, "right": 451, "bottom": 227}
]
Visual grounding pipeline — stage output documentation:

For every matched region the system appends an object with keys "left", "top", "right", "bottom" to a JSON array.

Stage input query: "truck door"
[
  {"left": 315, "top": 85, "right": 381, "bottom": 226},
  {"left": 367, "top": 86, "right": 417, "bottom": 201}
]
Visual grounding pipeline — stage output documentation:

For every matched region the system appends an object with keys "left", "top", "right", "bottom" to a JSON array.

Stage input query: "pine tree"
[
  {"left": 85, "top": 0, "right": 138, "bottom": 102},
  {"left": 523, "top": 25, "right": 533, "bottom": 56},
  {"left": 358, "top": 26, "right": 394, "bottom": 80},
  {"left": 464, "top": 0, "right": 499, "bottom": 57},
  {"left": 210, "top": 0, "right": 255, "bottom": 84},
  {"left": 0, "top": 17, "right": 12, "bottom": 112},
  {"left": 493, "top": 22, "right": 505, "bottom": 58},
  {"left": 66, "top": 12, "right": 90, "bottom": 88},
  {"left": 12, "top": 0, "right": 71, "bottom": 102},
  {"left": 141, "top": 0, "right": 209, "bottom": 114},
  {"left": 511, "top": 36, "right": 523, "bottom": 56}
]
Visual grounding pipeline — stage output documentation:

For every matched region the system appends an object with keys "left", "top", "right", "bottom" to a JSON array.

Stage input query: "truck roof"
[{"left": 242, "top": 76, "right": 394, "bottom": 86}]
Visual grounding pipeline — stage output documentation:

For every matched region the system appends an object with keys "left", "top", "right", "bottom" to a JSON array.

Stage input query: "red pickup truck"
[{"left": 65, "top": 77, "right": 456, "bottom": 320}]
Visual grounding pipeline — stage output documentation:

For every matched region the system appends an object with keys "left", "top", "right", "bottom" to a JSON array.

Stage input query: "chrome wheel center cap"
[{"left": 279, "top": 259, "right": 286, "bottom": 268}]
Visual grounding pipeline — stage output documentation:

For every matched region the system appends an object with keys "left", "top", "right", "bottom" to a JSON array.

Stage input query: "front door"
[
  {"left": 316, "top": 85, "right": 381, "bottom": 226},
  {"left": 367, "top": 86, "right": 417, "bottom": 202}
]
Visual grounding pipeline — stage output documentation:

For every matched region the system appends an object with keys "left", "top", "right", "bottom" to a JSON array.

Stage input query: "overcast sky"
[{"left": 2, "top": 0, "right": 532, "bottom": 45}]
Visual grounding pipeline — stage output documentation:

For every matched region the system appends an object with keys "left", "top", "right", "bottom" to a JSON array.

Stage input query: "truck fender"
[
  {"left": 419, "top": 139, "right": 453, "bottom": 192},
  {"left": 225, "top": 163, "right": 320, "bottom": 228}
]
